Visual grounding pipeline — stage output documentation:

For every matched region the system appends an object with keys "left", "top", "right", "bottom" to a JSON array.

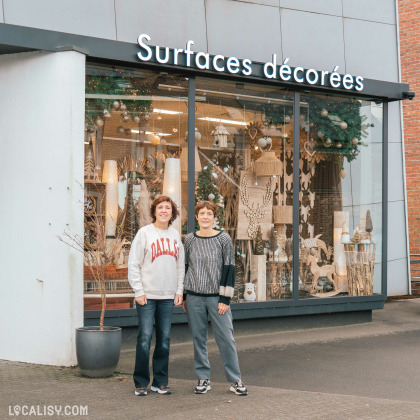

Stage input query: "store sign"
[{"left": 137, "top": 34, "right": 364, "bottom": 92}]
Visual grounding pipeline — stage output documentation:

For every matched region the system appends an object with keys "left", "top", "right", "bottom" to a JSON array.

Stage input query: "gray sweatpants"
[{"left": 185, "top": 294, "right": 241, "bottom": 382}]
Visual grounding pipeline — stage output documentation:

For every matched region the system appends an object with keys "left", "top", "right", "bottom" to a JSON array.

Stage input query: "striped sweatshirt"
[{"left": 184, "top": 231, "right": 235, "bottom": 305}]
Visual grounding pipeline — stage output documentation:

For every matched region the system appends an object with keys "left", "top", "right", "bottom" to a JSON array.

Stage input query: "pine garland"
[
  {"left": 264, "top": 104, "right": 293, "bottom": 127},
  {"left": 307, "top": 97, "right": 370, "bottom": 163},
  {"left": 85, "top": 71, "right": 152, "bottom": 123}
]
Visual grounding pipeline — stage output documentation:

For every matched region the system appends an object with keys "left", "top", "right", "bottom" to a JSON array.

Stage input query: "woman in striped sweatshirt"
[{"left": 183, "top": 201, "right": 248, "bottom": 396}]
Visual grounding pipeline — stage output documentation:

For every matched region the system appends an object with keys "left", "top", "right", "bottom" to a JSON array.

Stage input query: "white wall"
[{"left": 0, "top": 50, "right": 85, "bottom": 365}]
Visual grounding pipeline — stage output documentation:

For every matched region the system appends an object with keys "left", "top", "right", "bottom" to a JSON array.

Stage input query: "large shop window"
[
  {"left": 298, "top": 94, "right": 383, "bottom": 298},
  {"left": 193, "top": 77, "right": 295, "bottom": 302},
  {"left": 83, "top": 64, "right": 383, "bottom": 311},
  {"left": 84, "top": 65, "right": 189, "bottom": 310}
]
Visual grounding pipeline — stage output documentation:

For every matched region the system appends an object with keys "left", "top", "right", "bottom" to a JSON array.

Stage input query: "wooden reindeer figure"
[{"left": 306, "top": 255, "right": 337, "bottom": 293}]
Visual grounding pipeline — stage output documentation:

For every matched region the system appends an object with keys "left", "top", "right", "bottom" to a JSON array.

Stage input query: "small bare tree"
[{"left": 58, "top": 187, "right": 125, "bottom": 330}]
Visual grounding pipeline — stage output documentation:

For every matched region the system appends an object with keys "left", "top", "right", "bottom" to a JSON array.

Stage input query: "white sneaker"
[
  {"left": 134, "top": 387, "right": 147, "bottom": 396},
  {"left": 150, "top": 385, "right": 172, "bottom": 395},
  {"left": 194, "top": 379, "right": 211, "bottom": 394},
  {"left": 230, "top": 380, "right": 248, "bottom": 396}
]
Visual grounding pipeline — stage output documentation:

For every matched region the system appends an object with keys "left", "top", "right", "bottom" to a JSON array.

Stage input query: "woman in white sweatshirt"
[{"left": 128, "top": 195, "right": 184, "bottom": 396}]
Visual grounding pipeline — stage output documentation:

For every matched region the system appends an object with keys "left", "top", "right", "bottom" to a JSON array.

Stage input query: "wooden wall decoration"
[{"left": 237, "top": 170, "right": 274, "bottom": 240}]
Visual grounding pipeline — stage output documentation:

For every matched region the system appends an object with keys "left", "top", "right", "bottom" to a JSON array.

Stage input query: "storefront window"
[
  {"left": 299, "top": 94, "right": 383, "bottom": 298},
  {"left": 83, "top": 64, "right": 384, "bottom": 311},
  {"left": 195, "top": 77, "right": 294, "bottom": 302},
  {"left": 83, "top": 64, "right": 188, "bottom": 310}
]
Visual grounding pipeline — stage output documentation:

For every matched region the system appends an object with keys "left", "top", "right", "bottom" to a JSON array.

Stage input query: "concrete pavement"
[{"left": 2, "top": 299, "right": 420, "bottom": 419}]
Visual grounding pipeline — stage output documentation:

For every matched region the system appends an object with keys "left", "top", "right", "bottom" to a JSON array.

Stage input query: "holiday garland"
[
  {"left": 264, "top": 104, "right": 293, "bottom": 127},
  {"left": 307, "top": 97, "right": 370, "bottom": 163},
  {"left": 252, "top": 98, "right": 370, "bottom": 164},
  {"left": 85, "top": 70, "right": 152, "bottom": 124}
]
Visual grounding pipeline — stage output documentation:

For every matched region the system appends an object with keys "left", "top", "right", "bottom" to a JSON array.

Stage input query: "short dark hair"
[
  {"left": 195, "top": 201, "right": 218, "bottom": 217},
  {"left": 150, "top": 195, "right": 179, "bottom": 225}
]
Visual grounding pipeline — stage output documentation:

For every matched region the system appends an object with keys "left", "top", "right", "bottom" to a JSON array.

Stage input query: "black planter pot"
[{"left": 76, "top": 326, "right": 122, "bottom": 378}]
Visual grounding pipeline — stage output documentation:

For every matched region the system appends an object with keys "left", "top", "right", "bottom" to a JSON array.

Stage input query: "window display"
[
  {"left": 193, "top": 78, "right": 295, "bottom": 302},
  {"left": 299, "top": 94, "right": 382, "bottom": 298},
  {"left": 83, "top": 65, "right": 189, "bottom": 309},
  {"left": 83, "top": 65, "right": 383, "bottom": 312}
]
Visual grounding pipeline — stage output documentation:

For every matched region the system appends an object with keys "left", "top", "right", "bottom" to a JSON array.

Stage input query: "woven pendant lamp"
[{"left": 254, "top": 151, "right": 282, "bottom": 177}]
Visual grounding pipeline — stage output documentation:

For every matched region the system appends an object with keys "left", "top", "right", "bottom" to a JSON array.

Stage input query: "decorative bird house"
[{"left": 212, "top": 124, "right": 230, "bottom": 148}]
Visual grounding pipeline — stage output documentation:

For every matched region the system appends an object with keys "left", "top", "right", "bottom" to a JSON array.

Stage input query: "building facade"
[
  {"left": 0, "top": 0, "right": 411, "bottom": 366},
  {"left": 398, "top": 0, "right": 420, "bottom": 294}
]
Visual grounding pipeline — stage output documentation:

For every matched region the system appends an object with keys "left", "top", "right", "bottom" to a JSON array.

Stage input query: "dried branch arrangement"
[
  {"left": 117, "top": 154, "right": 163, "bottom": 195},
  {"left": 344, "top": 243, "right": 376, "bottom": 296},
  {"left": 58, "top": 192, "right": 125, "bottom": 329}
]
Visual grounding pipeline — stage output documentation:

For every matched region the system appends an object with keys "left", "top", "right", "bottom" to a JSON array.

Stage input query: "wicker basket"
[
  {"left": 254, "top": 152, "right": 282, "bottom": 177},
  {"left": 273, "top": 205, "right": 293, "bottom": 224}
]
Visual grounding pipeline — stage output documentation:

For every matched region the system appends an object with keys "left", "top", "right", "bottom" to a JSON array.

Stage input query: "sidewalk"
[{"left": 2, "top": 299, "right": 420, "bottom": 420}]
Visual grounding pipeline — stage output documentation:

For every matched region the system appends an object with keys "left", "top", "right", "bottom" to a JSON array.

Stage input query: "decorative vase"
[
  {"left": 163, "top": 158, "right": 182, "bottom": 233},
  {"left": 76, "top": 326, "right": 122, "bottom": 378},
  {"left": 102, "top": 160, "right": 119, "bottom": 237}
]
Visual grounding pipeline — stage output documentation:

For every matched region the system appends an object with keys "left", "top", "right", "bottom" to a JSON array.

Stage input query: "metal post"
[
  {"left": 292, "top": 91, "right": 301, "bottom": 300},
  {"left": 382, "top": 101, "right": 388, "bottom": 297},
  {"left": 187, "top": 76, "right": 196, "bottom": 233}
]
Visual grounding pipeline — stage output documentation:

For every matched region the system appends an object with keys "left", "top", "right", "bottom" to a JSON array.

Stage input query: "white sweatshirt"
[{"left": 128, "top": 224, "right": 185, "bottom": 299}]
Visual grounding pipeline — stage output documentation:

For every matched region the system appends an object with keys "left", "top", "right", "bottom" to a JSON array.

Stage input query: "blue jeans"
[{"left": 133, "top": 299, "right": 174, "bottom": 388}]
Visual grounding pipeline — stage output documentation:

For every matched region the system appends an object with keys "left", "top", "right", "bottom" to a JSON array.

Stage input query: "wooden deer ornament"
[{"left": 306, "top": 255, "right": 337, "bottom": 293}]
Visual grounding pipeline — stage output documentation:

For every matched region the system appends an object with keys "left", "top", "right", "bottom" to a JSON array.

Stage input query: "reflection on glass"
[
  {"left": 299, "top": 94, "right": 383, "bottom": 298},
  {"left": 195, "top": 78, "right": 294, "bottom": 302}
]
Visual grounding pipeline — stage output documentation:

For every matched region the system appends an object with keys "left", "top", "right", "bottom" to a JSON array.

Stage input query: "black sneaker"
[
  {"left": 151, "top": 385, "right": 172, "bottom": 395},
  {"left": 230, "top": 380, "right": 248, "bottom": 396},
  {"left": 195, "top": 379, "right": 211, "bottom": 394},
  {"left": 134, "top": 387, "right": 147, "bottom": 396}
]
